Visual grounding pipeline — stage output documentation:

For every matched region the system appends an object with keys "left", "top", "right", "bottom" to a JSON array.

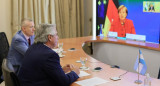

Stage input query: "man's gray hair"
[
  {"left": 21, "top": 18, "right": 33, "bottom": 27},
  {"left": 34, "top": 24, "right": 56, "bottom": 43}
]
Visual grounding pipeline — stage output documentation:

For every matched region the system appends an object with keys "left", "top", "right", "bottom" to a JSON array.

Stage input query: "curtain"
[
  {"left": 54, "top": 0, "right": 84, "bottom": 38},
  {"left": 11, "top": 0, "right": 56, "bottom": 36}
]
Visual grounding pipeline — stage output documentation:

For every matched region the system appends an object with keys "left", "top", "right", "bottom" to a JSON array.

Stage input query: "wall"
[
  {"left": 84, "top": 0, "right": 93, "bottom": 36},
  {"left": 93, "top": 42, "right": 160, "bottom": 78},
  {"left": 0, "top": 0, "right": 12, "bottom": 44}
]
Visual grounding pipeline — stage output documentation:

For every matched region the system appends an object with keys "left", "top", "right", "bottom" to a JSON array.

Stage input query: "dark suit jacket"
[
  {"left": 7, "top": 30, "right": 34, "bottom": 73},
  {"left": 149, "top": 6, "right": 155, "bottom": 11},
  {"left": 18, "top": 43, "right": 79, "bottom": 86}
]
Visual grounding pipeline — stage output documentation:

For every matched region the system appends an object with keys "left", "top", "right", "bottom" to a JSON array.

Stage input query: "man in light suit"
[
  {"left": 7, "top": 18, "right": 35, "bottom": 74},
  {"left": 18, "top": 24, "right": 80, "bottom": 86}
]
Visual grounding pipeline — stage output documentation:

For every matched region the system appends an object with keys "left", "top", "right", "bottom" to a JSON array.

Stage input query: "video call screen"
[{"left": 97, "top": 0, "right": 160, "bottom": 43}]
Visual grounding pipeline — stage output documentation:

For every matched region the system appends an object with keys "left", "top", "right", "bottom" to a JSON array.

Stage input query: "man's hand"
[
  {"left": 71, "top": 65, "right": 80, "bottom": 75},
  {"left": 62, "top": 64, "right": 72, "bottom": 73},
  {"left": 62, "top": 64, "right": 80, "bottom": 75}
]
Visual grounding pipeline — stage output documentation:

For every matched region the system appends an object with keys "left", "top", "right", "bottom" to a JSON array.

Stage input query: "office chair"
[
  {"left": 2, "top": 58, "right": 21, "bottom": 86},
  {"left": 0, "top": 32, "right": 9, "bottom": 83},
  {"left": 0, "top": 32, "right": 9, "bottom": 58},
  {"left": 158, "top": 67, "right": 160, "bottom": 79}
]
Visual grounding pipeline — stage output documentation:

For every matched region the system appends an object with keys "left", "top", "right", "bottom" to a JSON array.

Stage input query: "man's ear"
[
  {"left": 21, "top": 27, "right": 25, "bottom": 31},
  {"left": 48, "top": 35, "right": 52, "bottom": 41}
]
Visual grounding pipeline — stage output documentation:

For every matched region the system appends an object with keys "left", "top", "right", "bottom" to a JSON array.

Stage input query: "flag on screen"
[
  {"left": 134, "top": 49, "right": 147, "bottom": 75},
  {"left": 103, "top": 0, "right": 119, "bottom": 36}
]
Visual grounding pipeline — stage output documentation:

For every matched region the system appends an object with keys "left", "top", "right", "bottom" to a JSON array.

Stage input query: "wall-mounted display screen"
[{"left": 97, "top": 0, "right": 160, "bottom": 43}]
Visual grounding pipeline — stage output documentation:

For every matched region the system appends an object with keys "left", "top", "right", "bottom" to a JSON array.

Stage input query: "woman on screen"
[{"left": 110, "top": 5, "right": 136, "bottom": 37}]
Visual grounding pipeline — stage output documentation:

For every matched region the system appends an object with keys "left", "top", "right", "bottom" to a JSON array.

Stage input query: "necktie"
[{"left": 28, "top": 38, "right": 31, "bottom": 46}]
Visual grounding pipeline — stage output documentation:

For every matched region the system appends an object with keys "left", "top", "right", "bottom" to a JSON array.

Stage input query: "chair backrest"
[
  {"left": 2, "top": 58, "right": 21, "bottom": 86},
  {"left": 0, "top": 32, "right": 9, "bottom": 77},
  {"left": 0, "top": 32, "right": 9, "bottom": 58}
]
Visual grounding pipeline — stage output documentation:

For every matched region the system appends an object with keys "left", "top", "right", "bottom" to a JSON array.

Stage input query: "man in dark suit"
[
  {"left": 149, "top": 4, "right": 155, "bottom": 12},
  {"left": 7, "top": 18, "right": 35, "bottom": 73},
  {"left": 18, "top": 24, "right": 80, "bottom": 86}
]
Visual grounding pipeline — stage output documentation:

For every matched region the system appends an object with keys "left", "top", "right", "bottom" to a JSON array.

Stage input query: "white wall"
[{"left": 0, "top": 0, "right": 12, "bottom": 44}]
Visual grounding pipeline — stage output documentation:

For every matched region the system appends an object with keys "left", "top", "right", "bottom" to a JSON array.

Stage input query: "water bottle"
[{"left": 144, "top": 73, "right": 151, "bottom": 86}]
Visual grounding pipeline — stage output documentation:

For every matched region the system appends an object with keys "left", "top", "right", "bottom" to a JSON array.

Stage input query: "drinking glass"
[
  {"left": 58, "top": 43, "right": 63, "bottom": 49},
  {"left": 80, "top": 57, "right": 88, "bottom": 70},
  {"left": 58, "top": 43, "right": 63, "bottom": 52}
]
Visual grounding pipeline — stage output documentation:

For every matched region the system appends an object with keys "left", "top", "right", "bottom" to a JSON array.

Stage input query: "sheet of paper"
[
  {"left": 79, "top": 71, "right": 90, "bottom": 77},
  {"left": 75, "top": 77, "right": 109, "bottom": 86}
]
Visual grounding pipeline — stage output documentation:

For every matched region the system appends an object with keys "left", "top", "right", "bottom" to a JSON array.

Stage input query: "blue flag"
[{"left": 134, "top": 49, "right": 147, "bottom": 75}]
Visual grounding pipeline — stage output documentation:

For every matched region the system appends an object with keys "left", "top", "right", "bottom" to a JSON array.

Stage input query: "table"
[{"left": 59, "top": 36, "right": 160, "bottom": 86}]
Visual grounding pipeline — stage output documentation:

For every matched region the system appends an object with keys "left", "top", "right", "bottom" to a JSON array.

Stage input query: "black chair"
[
  {"left": 0, "top": 32, "right": 9, "bottom": 58},
  {"left": 2, "top": 58, "right": 21, "bottom": 86},
  {"left": 158, "top": 68, "right": 160, "bottom": 79},
  {"left": 0, "top": 32, "right": 9, "bottom": 82}
]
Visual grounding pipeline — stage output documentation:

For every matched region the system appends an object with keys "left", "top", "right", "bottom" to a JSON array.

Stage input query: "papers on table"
[
  {"left": 75, "top": 77, "right": 109, "bottom": 86},
  {"left": 79, "top": 71, "right": 90, "bottom": 77}
]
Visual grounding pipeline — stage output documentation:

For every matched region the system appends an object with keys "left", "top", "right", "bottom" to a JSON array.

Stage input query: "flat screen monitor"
[{"left": 96, "top": 0, "right": 160, "bottom": 43}]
